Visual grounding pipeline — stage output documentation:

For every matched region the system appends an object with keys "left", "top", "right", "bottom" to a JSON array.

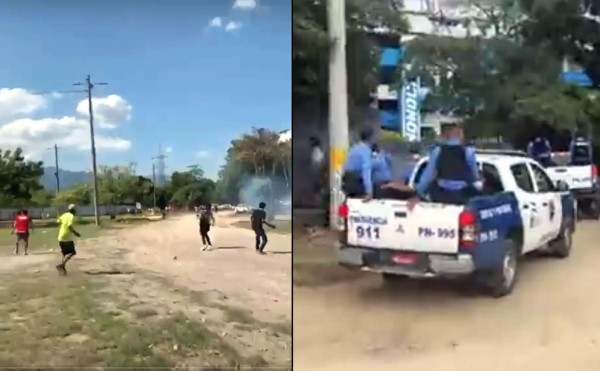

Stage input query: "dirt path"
[
  {"left": 294, "top": 221, "right": 600, "bottom": 371},
  {"left": 0, "top": 214, "right": 291, "bottom": 367}
]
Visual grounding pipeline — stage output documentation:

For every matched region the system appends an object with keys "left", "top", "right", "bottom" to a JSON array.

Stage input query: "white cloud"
[
  {"left": 0, "top": 89, "right": 132, "bottom": 160},
  {"left": 165, "top": 146, "right": 173, "bottom": 153},
  {"left": 233, "top": 0, "right": 257, "bottom": 10},
  {"left": 0, "top": 88, "right": 46, "bottom": 122},
  {"left": 196, "top": 150, "right": 210, "bottom": 158},
  {"left": 76, "top": 94, "right": 132, "bottom": 129},
  {"left": 209, "top": 16, "right": 223, "bottom": 28},
  {"left": 225, "top": 21, "right": 242, "bottom": 31}
]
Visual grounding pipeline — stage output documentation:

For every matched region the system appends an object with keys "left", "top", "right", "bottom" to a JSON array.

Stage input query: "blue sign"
[
  {"left": 561, "top": 71, "right": 593, "bottom": 87},
  {"left": 401, "top": 77, "right": 422, "bottom": 141}
]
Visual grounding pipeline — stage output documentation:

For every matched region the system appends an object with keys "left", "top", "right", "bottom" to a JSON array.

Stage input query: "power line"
[
  {"left": 73, "top": 75, "right": 107, "bottom": 227},
  {"left": 152, "top": 144, "right": 167, "bottom": 186}
]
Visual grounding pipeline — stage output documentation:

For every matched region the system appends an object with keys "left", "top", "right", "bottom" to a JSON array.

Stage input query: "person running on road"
[
  {"left": 56, "top": 204, "right": 81, "bottom": 276},
  {"left": 198, "top": 204, "right": 216, "bottom": 251},
  {"left": 251, "top": 202, "right": 275, "bottom": 254},
  {"left": 12, "top": 209, "right": 33, "bottom": 255}
]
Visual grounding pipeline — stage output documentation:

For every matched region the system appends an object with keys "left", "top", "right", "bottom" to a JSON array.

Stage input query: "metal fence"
[{"left": 0, "top": 205, "right": 137, "bottom": 221}]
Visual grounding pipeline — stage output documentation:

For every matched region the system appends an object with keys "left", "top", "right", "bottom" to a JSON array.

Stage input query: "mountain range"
[{"left": 41, "top": 167, "right": 89, "bottom": 191}]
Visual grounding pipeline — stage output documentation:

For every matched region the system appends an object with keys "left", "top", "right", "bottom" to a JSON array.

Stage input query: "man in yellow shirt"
[{"left": 56, "top": 204, "right": 81, "bottom": 276}]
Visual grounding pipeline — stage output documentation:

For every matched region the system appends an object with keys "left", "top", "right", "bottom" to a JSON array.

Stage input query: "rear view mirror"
[{"left": 555, "top": 180, "right": 570, "bottom": 192}]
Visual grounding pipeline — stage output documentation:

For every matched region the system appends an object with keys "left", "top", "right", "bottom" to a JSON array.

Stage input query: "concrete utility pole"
[
  {"left": 74, "top": 75, "right": 107, "bottom": 226},
  {"left": 327, "top": 0, "right": 350, "bottom": 229},
  {"left": 47, "top": 144, "right": 60, "bottom": 194},
  {"left": 152, "top": 163, "right": 157, "bottom": 210}
]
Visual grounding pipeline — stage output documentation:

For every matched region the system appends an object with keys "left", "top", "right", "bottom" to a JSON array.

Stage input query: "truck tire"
[
  {"left": 589, "top": 199, "right": 600, "bottom": 220},
  {"left": 483, "top": 239, "right": 519, "bottom": 298},
  {"left": 550, "top": 224, "right": 574, "bottom": 259}
]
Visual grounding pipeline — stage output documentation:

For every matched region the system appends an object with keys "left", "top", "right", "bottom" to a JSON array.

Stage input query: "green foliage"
[
  {"left": 293, "top": 0, "right": 409, "bottom": 111},
  {"left": 216, "top": 128, "right": 291, "bottom": 204},
  {"left": 0, "top": 148, "right": 44, "bottom": 207}
]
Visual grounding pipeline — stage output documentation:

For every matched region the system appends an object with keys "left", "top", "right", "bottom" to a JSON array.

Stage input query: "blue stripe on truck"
[{"left": 462, "top": 193, "right": 522, "bottom": 270}]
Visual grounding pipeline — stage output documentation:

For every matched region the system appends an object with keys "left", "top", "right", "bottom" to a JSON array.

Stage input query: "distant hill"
[{"left": 41, "top": 167, "right": 89, "bottom": 191}]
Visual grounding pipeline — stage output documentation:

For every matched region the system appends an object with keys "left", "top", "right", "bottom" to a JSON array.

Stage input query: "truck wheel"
[
  {"left": 484, "top": 239, "right": 519, "bottom": 298},
  {"left": 550, "top": 225, "right": 573, "bottom": 259},
  {"left": 589, "top": 200, "right": 600, "bottom": 220}
]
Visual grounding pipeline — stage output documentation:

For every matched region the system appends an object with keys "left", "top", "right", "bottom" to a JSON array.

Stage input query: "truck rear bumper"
[{"left": 338, "top": 246, "right": 475, "bottom": 278}]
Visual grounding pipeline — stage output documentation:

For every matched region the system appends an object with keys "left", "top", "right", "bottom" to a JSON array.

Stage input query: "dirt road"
[
  {"left": 294, "top": 221, "right": 600, "bottom": 371},
  {"left": 0, "top": 213, "right": 291, "bottom": 367}
]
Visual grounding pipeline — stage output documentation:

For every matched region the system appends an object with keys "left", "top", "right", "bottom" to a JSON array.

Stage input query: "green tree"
[
  {"left": 0, "top": 148, "right": 44, "bottom": 207},
  {"left": 293, "top": 0, "right": 409, "bottom": 118},
  {"left": 52, "top": 183, "right": 92, "bottom": 207}
]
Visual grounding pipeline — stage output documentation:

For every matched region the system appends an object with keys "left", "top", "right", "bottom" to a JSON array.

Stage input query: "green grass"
[
  {"left": 0, "top": 216, "right": 153, "bottom": 254},
  {"left": 0, "top": 274, "right": 267, "bottom": 368},
  {"left": 232, "top": 219, "right": 291, "bottom": 234}
]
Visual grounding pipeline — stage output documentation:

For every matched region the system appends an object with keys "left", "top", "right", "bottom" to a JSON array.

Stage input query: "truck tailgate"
[
  {"left": 546, "top": 165, "right": 593, "bottom": 190},
  {"left": 346, "top": 198, "right": 463, "bottom": 254}
]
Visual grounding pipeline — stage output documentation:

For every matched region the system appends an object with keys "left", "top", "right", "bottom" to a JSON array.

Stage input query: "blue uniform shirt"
[
  {"left": 527, "top": 138, "right": 551, "bottom": 159},
  {"left": 343, "top": 142, "right": 373, "bottom": 194},
  {"left": 371, "top": 151, "right": 393, "bottom": 184},
  {"left": 415, "top": 138, "right": 479, "bottom": 196}
]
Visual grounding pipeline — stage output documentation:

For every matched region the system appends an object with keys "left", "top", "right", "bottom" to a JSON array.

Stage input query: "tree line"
[
  {"left": 294, "top": 0, "right": 600, "bottom": 149},
  {"left": 0, "top": 128, "right": 290, "bottom": 210}
]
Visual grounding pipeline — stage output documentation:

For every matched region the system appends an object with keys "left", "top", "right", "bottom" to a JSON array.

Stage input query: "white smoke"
[{"left": 239, "top": 176, "right": 291, "bottom": 220}]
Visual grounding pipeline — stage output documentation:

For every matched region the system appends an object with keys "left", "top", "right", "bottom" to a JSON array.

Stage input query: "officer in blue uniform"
[
  {"left": 371, "top": 143, "right": 399, "bottom": 198},
  {"left": 527, "top": 136, "right": 552, "bottom": 166},
  {"left": 414, "top": 122, "right": 481, "bottom": 204},
  {"left": 342, "top": 128, "right": 375, "bottom": 198},
  {"left": 569, "top": 130, "right": 593, "bottom": 165}
]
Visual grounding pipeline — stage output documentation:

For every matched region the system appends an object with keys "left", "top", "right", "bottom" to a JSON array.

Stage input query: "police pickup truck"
[
  {"left": 545, "top": 151, "right": 599, "bottom": 219},
  {"left": 337, "top": 151, "right": 576, "bottom": 297}
]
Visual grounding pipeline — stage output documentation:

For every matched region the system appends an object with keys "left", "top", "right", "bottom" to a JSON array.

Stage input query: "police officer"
[
  {"left": 370, "top": 143, "right": 394, "bottom": 198},
  {"left": 413, "top": 121, "right": 481, "bottom": 205},
  {"left": 569, "top": 128, "right": 593, "bottom": 165},
  {"left": 527, "top": 136, "right": 552, "bottom": 166},
  {"left": 343, "top": 127, "right": 375, "bottom": 199}
]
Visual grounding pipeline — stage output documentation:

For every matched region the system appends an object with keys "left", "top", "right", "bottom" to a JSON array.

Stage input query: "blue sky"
[{"left": 0, "top": 0, "right": 290, "bottom": 179}]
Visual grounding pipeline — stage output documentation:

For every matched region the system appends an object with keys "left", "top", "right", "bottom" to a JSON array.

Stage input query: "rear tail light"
[
  {"left": 338, "top": 203, "right": 349, "bottom": 219},
  {"left": 337, "top": 202, "right": 348, "bottom": 244},
  {"left": 458, "top": 210, "right": 478, "bottom": 249},
  {"left": 592, "top": 164, "right": 598, "bottom": 178}
]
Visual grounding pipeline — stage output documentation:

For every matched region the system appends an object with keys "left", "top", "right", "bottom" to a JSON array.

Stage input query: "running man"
[
  {"left": 56, "top": 204, "right": 81, "bottom": 276},
  {"left": 198, "top": 204, "right": 216, "bottom": 251},
  {"left": 251, "top": 202, "right": 276, "bottom": 254},
  {"left": 11, "top": 209, "right": 33, "bottom": 255}
]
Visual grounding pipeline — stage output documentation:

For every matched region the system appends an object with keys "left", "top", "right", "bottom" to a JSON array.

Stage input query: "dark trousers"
[
  {"left": 254, "top": 227, "right": 267, "bottom": 251},
  {"left": 428, "top": 183, "right": 479, "bottom": 205},
  {"left": 373, "top": 183, "right": 414, "bottom": 200},
  {"left": 200, "top": 225, "right": 211, "bottom": 246}
]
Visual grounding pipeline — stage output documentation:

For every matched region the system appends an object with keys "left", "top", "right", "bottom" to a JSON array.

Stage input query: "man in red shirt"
[{"left": 12, "top": 209, "right": 33, "bottom": 255}]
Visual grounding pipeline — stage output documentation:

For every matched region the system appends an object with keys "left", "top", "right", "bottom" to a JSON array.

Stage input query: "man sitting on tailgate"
[{"left": 413, "top": 121, "right": 482, "bottom": 205}]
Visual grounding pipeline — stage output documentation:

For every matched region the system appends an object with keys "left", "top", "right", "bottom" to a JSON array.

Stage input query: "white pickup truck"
[
  {"left": 338, "top": 151, "right": 577, "bottom": 297},
  {"left": 545, "top": 152, "right": 599, "bottom": 219}
]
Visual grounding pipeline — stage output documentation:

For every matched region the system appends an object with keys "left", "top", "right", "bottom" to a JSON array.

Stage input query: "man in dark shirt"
[{"left": 251, "top": 202, "right": 275, "bottom": 254}]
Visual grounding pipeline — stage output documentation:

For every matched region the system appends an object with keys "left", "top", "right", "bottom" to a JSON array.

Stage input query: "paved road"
[{"left": 294, "top": 221, "right": 600, "bottom": 371}]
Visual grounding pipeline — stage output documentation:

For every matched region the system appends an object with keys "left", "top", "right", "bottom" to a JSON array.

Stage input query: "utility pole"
[
  {"left": 47, "top": 144, "right": 60, "bottom": 194},
  {"left": 152, "top": 162, "right": 157, "bottom": 210},
  {"left": 74, "top": 75, "right": 107, "bottom": 227},
  {"left": 327, "top": 0, "right": 350, "bottom": 229}
]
